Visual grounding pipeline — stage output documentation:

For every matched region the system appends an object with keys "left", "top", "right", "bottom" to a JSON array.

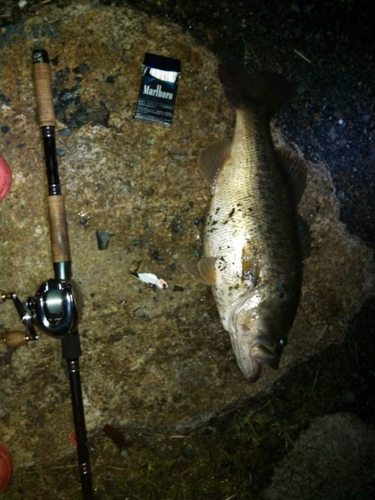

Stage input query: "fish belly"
[{"left": 204, "top": 111, "right": 299, "bottom": 334}]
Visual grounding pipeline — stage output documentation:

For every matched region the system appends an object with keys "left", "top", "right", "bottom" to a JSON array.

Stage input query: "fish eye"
[{"left": 279, "top": 338, "right": 287, "bottom": 347}]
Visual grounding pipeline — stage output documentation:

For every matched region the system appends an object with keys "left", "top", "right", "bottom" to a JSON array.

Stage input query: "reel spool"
[{"left": 1, "top": 279, "right": 82, "bottom": 347}]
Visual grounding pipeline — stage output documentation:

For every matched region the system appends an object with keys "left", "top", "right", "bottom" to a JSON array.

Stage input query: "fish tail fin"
[{"left": 218, "top": 63, "right": 294, "bottom": 117}]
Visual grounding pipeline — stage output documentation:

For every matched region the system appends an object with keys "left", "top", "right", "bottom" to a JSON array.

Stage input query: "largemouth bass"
[{"left": 184, "top": 64, "right": 308, "bottom": 382}]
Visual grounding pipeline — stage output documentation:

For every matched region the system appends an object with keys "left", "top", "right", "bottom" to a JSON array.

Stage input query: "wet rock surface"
[
  {"left": 265, "top": 412, "right": 375, "bottom": 500},
  {"left": 0, "top": 1, "right": 374, "bottom": 494}
]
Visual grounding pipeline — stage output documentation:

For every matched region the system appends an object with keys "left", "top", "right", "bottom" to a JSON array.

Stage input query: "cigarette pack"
[{"left": 135, "top": 53, "right": 181, "bottom": 125}]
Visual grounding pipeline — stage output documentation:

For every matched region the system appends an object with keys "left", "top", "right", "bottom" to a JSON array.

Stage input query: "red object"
[
  {"left": 0, "top": 444, "right": 13, "bottom": 494},
  {"left": 70, "top": 433, "right": 78, "bottom": 446},
  {"left": 0, "top": 155, "right": 12, "bottom": 200}
]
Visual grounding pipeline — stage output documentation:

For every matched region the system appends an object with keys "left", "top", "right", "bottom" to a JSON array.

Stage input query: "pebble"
[
  {"left": 96, "top": 230, "right": 114, "bottom": 250},
  {"left": 59, "top": 128, "right": 72, "bottom": 137},
  {"left": 73, "top": 63, "right": 90, "bottom": 75}
]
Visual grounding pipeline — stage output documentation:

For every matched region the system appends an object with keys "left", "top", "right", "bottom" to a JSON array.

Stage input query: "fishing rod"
[{"left": 1, "top": 50, "right": 93, "bottom": 499}]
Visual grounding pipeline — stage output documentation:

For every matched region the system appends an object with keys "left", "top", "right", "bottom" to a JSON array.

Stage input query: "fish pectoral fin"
[
  {"left": 199, "top": 139, "right": 232, "bottom": 193},
  {"left": 181, "top": 257, "right": 217, "bottom": 285}
]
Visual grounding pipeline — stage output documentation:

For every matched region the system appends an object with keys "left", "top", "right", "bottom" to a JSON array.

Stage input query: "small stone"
[
  {"left": 73, "top": 63, "right": 90, "bottom": 75},
  {"left": 149, "top": 250, "right": 162, "bottom": 261},
  {"left": 133, "top": 307, "right": 151, "bottom": 320},
  {"left": 105, "top": 75, "right": 117, "bottom": 84},
  {"left": 55, "top": 69, "right": 65, "bottom": 85},
  {"left": 59, "top": 128, "right": 72, "bottom": 137},
  {"left": 58, "top": 89, "right": 81, "bottom": 108},
  {"left": 70, "top": 106, "right": 89, "bottom": 127},
  {"left": 171, "top": 216, "right": 183, "bottom": 233},
  {"left": 0, "top": 94, "right": 11, "bottom": 105},
  {"left": 96, "top": 230, "right": 114, "bottom": 250}
]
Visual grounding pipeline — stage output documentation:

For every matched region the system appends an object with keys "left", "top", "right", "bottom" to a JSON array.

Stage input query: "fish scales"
[
  {"left": 184, "top": 64, "right": 306, "bottom": 382},
  {"left": 206, "top": 108, "right": 301, "bottom": 332}
]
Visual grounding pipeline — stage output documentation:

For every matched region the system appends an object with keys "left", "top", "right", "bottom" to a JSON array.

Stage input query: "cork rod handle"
[
  {"left": 48, "top": 195, "right": 72, "bottom": 263},
  {"left": 33, "top": 50, "right": 55, "bottom": 127},
  {"left": 33, "top": 50, "right": 71, "bottom": 265}
]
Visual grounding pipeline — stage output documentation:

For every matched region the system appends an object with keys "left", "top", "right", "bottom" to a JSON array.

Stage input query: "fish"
[{"left": 183, "top": 64, "right": 308, "bottom": 382}]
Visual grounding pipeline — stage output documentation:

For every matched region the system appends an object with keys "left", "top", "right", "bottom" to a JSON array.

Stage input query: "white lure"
[{"left": 131, "top": 272, "right": 168, "bottom": 290}]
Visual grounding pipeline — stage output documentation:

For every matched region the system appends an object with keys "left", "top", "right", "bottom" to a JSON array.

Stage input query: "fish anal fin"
[
  {"left": 199, "top": 139, "right": 232, "bottom": 193},
  {"left": 182, "top": 257, "right": 217, "bottom": 285},
  {"left": 276, "top": 147, "right": 307, "bottom": 204},
  {"left": 297, "top": 215, "right": 311, "bottom": 259},
  {"left": 276, "top": 147, "right": 311, "bottom": 258}
]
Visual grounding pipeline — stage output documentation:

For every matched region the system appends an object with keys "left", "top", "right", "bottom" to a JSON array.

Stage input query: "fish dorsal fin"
[
  {"left": 199, "top": 139, "right": 232, "bottom": 193},
  {"left": 182, "top": 257, "right": 217, "bottom": 285},
  {"left": 276, "top": 147, "right": 307, "bottom": 204}
]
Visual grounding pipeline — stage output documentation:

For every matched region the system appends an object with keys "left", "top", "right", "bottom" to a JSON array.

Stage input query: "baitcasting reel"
[{"left": 1, "top": 279, "right": 83, "bottom": 348}]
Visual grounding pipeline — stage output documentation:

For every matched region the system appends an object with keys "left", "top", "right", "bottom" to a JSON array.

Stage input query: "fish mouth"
[
  {"left": 244, "top": 359, "right": 262, "bottom": 383},
  {"left": 251, "top": 338, "right": 280, "bottom": 370},
  {"left": 231, "top": 334, "right": 280, "bottom": 382},
  {"left": 235, "top": 352, "right": 262, "bottom": 382}
]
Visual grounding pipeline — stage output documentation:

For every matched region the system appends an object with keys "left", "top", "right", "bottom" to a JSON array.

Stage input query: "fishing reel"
[{"left": 1, "top": 279, "right": 83, "bottom": 348}]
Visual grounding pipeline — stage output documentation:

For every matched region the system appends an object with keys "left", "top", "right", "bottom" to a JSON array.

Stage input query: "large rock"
[
  {"left": 0, "top": 1, "right": 374, "bottom": 468},
  {"left": 265, "top": 413, "right": 375, "bottom": 499}
]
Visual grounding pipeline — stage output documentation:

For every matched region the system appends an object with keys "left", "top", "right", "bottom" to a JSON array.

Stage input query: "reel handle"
[
  {"left": 1, "top": 279, "right": 83, "bottom": 345},
  {"left": 1, "top": 290, "right": 38, "bottom": 347},
  {"left": 4, "top": 331, "right": 28, "bottom": 348}
]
